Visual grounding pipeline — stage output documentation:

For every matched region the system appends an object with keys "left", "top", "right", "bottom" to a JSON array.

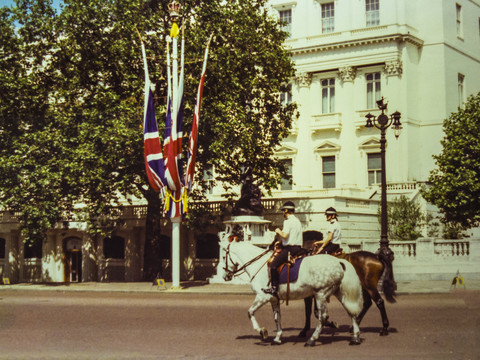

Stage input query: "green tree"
[
  {"left": 384, "top": 196, "right": 425, "bottom": 241},
  {"left": 0, "top": 0, "right": 73, "bottom": 246},
  {"left": 422, "top": 92, "right": 480, "bottom": 229},
  {"left": 0, "top": 0, "right": 296, "bottom": 280}
]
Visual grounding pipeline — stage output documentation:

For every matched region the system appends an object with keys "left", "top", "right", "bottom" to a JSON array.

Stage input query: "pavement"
[{"left": 1, "top": 278, "right": 480, "bottom": 295}]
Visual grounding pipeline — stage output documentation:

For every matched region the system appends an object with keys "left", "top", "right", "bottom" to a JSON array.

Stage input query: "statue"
[{"left": 232, "top": 164, "right": 264, "bottom": 216}]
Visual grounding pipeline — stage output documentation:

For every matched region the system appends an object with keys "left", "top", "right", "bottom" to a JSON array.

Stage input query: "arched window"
[
  {"left": 103, "top": 236, "right": 125, "bottom": 259},
  {"left": 0, "top": 238, "right": 5, "bottom": 259},
  {"left": 195, "top": 233, "right": 220, "bottom": 259}
]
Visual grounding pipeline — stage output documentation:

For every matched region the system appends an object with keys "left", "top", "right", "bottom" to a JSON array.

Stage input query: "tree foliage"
[
  {"left": 422, "top": 92, "right": 480, "bottom": 229},
  {"left": 384, "top": 196, "right": 425, "bottom": 241},
  {"left": 0, "top": 0, "right": 296, "bottom": 277}
]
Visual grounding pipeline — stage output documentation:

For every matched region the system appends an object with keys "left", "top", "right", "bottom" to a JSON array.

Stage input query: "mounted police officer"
[
  {"left": 313, "top": 207, "right": 341, "bottom": 254},
  {"left": 262, "top": 201, "right": 303, "bottom": 296}
]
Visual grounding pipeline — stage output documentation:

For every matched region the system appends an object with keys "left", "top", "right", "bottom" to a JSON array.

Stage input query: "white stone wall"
[{"left": 257, "top": 0, "right": 480, "bottom": 240}]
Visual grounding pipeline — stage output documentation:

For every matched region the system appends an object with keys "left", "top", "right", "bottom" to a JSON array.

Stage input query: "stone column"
[
  {"left": 384, "top": 59, "right": 405, "bottom": 182},
  {"left": 82, "top": 235, "right": 97, "bottom": 282},
  {"left": 7, "top": 231, "right": 20, "bottom": 283},
  {"left": 294, "top": 72, "right": 313, "bottom": 190},
  {"left": 42, "top": 232, "right": 59, "bottom": 282},
  {"left": 337, "top": 66, "right": 357, "bottom": 189}
]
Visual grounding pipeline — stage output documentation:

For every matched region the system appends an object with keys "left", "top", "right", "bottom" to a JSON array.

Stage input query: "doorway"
[{"left": 64, "top": 237, "right": 83, "bottom": 283}]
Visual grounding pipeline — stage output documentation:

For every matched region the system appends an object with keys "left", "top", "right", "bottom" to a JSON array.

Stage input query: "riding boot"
[{"left": 262, "top": 267, "right": 279, "bottom": 296}]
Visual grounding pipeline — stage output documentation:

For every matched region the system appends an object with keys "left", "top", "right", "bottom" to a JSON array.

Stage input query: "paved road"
[{"left": 0, "top": 290, "right": 478, "bottom": 359}]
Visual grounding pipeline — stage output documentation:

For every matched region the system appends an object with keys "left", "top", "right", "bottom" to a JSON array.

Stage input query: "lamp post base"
[{"left": 376, "top": 243, "right": 397, "bottom": 290}]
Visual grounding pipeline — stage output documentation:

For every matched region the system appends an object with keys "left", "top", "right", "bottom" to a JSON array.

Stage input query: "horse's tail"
[
  {"left": 337, "top": 259, "right": 363, "bottom": 316},
  {"left": 378, "top": 252, "right": 397, "bottom": 303}
]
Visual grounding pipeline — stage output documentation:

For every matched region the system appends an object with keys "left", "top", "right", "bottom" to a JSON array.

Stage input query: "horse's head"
[{"left": 221, "top": 240, "right": 240, "bottom": 282}]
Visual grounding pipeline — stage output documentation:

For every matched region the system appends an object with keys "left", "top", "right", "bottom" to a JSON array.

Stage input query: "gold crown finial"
[{"left": 168, "top": 1, "right": 181, "bottom": 22}]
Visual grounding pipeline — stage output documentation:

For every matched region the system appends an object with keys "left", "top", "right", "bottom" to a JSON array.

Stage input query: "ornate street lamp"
[{"left": 365, "top": 97, "right": 402, "bottom": 261}]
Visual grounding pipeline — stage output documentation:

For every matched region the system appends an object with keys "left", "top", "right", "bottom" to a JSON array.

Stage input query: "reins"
[{"left": 224, "top": 243, "right": 271, "bottom": 280}]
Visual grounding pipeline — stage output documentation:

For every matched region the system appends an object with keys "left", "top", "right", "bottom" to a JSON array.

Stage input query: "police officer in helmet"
[
  {"left": 313, "top": 207, "right": 341, "bottom": 254},
  {"left": 262, "top": 201, "right": 303, "bottom": 296}
]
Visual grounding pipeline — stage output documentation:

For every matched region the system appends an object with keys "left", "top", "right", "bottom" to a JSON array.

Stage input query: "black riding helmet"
[
  {"left": 325, "top": 207, "right": 337, "bottom": 217},
  {"left": 280, "top": 201, "right": 295, "bottom": 212}
]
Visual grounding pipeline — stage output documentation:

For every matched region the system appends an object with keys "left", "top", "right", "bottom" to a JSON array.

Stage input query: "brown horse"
[{"left": 299, "top": 249, "right": 396, "bottom": 337}]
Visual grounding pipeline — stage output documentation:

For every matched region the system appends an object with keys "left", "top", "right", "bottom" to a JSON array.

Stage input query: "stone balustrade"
[{"left": 345, "top": 237, "right": 480, "bottom": 281}]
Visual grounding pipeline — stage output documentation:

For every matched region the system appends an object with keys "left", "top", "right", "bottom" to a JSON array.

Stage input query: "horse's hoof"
[
  {"left": 349, "top": 336, "right": 361, "bottom": 346},
  {"left": 260, "top": 328, "right": 268, "bottom": 341},
  {"left": 304, "top": 339, "right": 315, "bottom": 347},
  {"left": 271, "top": 339, "right": 282, "bottom": 346},
  {"left": 380, "top": 328, "right": 389, "bottom": 336},
  {"left": 327, "top": 321, "right": 338, "bottom": 329}
]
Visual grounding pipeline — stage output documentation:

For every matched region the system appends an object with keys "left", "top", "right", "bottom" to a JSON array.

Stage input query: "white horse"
[{"left": 222, "top": 240, "right": 363, "bottom": 346}]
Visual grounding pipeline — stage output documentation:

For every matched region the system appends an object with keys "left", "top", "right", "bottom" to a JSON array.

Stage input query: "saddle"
[{"left": 266, "top": 245, "right": 344, "bottom": 304}]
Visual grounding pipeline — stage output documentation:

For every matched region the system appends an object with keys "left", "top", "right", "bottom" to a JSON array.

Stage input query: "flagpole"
[{"left": 169, "top": 1, "right": 181, "bottom": 289}]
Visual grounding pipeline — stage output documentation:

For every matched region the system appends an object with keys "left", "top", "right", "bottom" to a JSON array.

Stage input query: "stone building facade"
[{"left": 1, "top": 0, "right": 480, "bottom": 284}]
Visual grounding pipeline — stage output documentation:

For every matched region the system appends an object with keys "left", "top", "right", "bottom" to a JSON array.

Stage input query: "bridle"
[{"left": 223, "top": 242, "right": 271, "bottom": 281}]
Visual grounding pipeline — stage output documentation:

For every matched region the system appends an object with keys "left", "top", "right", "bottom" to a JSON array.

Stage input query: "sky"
[{"left": 0, "top": 0, "right": 63, "bottom": 9}]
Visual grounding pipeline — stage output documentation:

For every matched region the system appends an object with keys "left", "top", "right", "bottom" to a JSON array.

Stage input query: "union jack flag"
[
  {"left": 185, "top": 35, "right": 212, "bottom": 191},
  {"left": 142, "top": 44, "right": 166, "bottom": 192}
]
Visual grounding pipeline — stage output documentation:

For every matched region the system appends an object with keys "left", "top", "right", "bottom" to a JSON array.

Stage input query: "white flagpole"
[{"left": 171, "top": 20, "right": 180, "bottom": 290}]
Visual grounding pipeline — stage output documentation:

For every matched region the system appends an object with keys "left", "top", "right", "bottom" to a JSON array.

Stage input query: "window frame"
[
  {"left": 203, "top": 165, "right": 215, "bottom": 195},
  {"left": 458, "top": 73, "right": 465, "bottom": 108},
  {"left": 366, "top": 0, "right": 380, "bottom": 27},
  {"left": 322, "top": 155, "right": 336, "bottom": 189},
  {"left": 367, "top": 152, "right": 382, "bottom": 186},
  {"left": 366, "top": 72, "right": 382, "bottom": 109},
  {"left": 280, "top": 158, "right": 293, "bottom": 191},
  {"left": 321, "top": 2, "right": 335, "bottom": 34},
  {"left": 321, "top": 77, "right": 335, "bottom": 114},
  {"left": 456, "top": 3, "right": 463, "bottom": 38},
  {"left": 279, "top": 8, "right": 292, "bottom": 36}
]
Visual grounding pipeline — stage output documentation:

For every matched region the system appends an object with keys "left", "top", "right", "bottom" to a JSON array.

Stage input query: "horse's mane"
[{"left": 231, "top": 241, "right": 269, "bottom": 258}]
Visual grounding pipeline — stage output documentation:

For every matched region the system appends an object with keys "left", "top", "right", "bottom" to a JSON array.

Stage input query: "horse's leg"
[
  {"left": 271, "top": 300, "right": 283, "bottom": 345},
  {"left": 304, "top": 294, "right": 327, "bottom": 347},
  {"left": 366, "top": 285, "right": 390, "bottom": 335},
  {"left": 356, "top": 289, "right": 372, "bottom": 326},
  {"left": 247, "top": 295, "right": 270, "bottom": 341},
  {"left": 349, "top": 313, "right": 361, "bottom": 345},
  {"left": 299, "top": 296, "right": 312, "bottom": 338},
  {"left": 372, "top": 293, "right": 389, "bottom": 336}
]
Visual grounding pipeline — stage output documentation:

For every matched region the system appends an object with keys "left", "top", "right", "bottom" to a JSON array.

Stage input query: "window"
[
  {"left": 279, "top": 9, "right": 292, "bottom": 35},
  {"left": 195, "top": 233, "right": 220, "bottom": 259},
  {"left": 321, "top": 3, "right": 335, "bottom": 33},
  {"left": 456, "top": 4, "right": 463, "bottom": 38},
  {"left": 366, "top": 72, "right": 381, "bottom": 109},
  {"left": 366, "top": 0, "right": 380, "bottom": 27},
  {"left": 322, "top": 156, "right": 336, "bottom": 189},
  {"left": 458, "top": 73, "right": 465, "bottom": 108},
  {"left": 280, "top": 91, "right": 292, "bottom": 106},
  {"left": 103, "top": 236, "right": 125, "bottom": 259},
  {"left": 280, "top": 158, "right": 293, "bottom": 190},
  {"left": 367, "top": 153, "right": 382, "bottom": 186},
  {"left": 0, "top": 238, "right": 5, "bottom": 259},
  {"left": 24, "top": 239, "right": 42, "bottom": 259},
  {"left": 203, "top": 165, "right": 214, "bottom": 195},
  {"left": 321, "top": 78, "right": 335, "bottom": 113}
]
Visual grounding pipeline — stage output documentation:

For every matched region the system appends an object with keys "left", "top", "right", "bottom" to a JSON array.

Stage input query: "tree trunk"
[{"left": 143, "top": 188, "right": 166, "bottom": 281}]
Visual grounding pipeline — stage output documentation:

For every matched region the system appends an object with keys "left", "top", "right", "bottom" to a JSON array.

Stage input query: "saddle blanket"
[{"left": 279, "top": 257, "right": 305, "bottom": 284}]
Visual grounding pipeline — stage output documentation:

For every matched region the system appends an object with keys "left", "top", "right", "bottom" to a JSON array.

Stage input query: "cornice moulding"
[{"left": 290, "top": 33, "right": 424, "bottom": 55}]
